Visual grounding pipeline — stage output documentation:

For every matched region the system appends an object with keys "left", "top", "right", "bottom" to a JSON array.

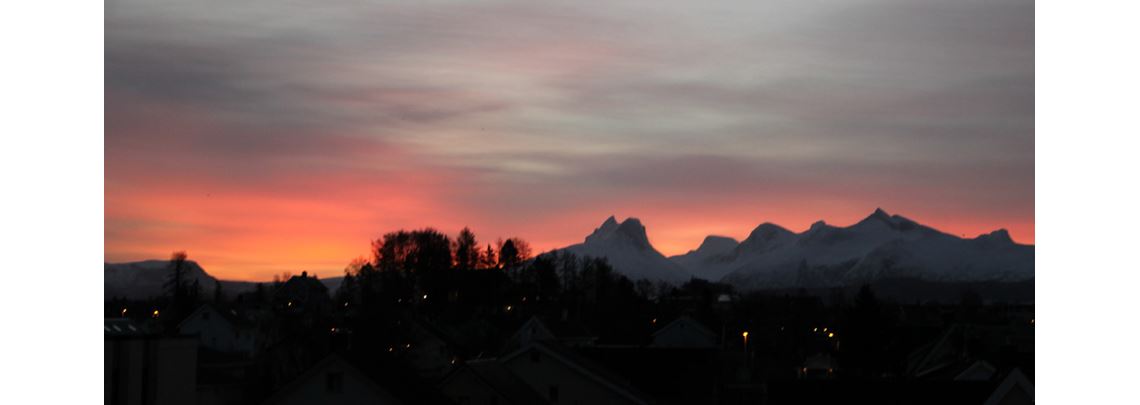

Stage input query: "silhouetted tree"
[
  {"left": 164, "top": 251, "right": 190, "bottom": 301},
  {"left": 509, "top": 237, "right": 532, "bottom": 261},
  {"left": 453, "top": 227, "right": 479, "bottom": 272},
  {"left": 479, "top": 244, "right": 497, "bottom": 270},
  {"left": 213, "top": 279, "right": 224, "bottom": 304},
  {"left": 498, "top": 239, "right": 521, "bottom": 270}
]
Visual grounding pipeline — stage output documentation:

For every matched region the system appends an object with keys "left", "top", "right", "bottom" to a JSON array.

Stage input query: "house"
[
  {"left": 273, "top": 272, "right": 333, "bottom": 317},
  {"left": 262, "top": 354, "right": 405, "bottom": 405},
  {"left": 178, "top": 304, "right": 258, "bottom": 356},
  {"left": 503, "top": 317, "right": 556, "bottom": 351},
  {"left": 650, "top": 316, "right": 719, "bottom": 349},
  {"left": 399, "top": 317, "right": 464, "bottom": 380},
  {"left": 105, "top": 318, "right": 198, "bottom": 405},
  {"left": 982, "top": 368, "right": 1034, "bottom": 405},
  {"left": 503, "top": 316, "right": 597, "bottom": 352},
  {"left": 439, "top": 359, "right": 550, "bottom": 405},
  {"left": 905, "top": 324, "right": 1033, "bottom": 380},
  {"left": 500, "top": 341, "right": 651, "bottom": 405},
  {"left": 799, "top": 352, "right": 837, "bottom": 379}
]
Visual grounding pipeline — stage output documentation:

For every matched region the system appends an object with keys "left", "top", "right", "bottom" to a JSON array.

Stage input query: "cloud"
[{"left": 106, "top": 0, "right": 1034, "bottom": 279}]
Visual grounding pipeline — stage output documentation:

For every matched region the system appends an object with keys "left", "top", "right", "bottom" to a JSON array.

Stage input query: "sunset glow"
[{"left": 106, "top": 0, "right": 1033, "bottom": 281}]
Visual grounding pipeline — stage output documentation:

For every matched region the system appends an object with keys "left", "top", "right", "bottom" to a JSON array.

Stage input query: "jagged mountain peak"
[
  {"left": 585, "top": 216, "right": 651, "bottom": 250},
  {"left": 858, "top": 207, "right": 893, "bottom": 225},
  {"left": 565, "top": 216, "right": 691, "bottom": 283}
]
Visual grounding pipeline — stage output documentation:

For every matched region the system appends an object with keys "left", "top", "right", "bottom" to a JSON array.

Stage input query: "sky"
[{"left": 106, "top": 0, "right": 1034, "bottom": 281}]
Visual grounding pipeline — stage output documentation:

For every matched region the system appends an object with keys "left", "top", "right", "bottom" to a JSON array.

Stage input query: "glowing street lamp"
[{"left": 742, "top": 331, "right": 749, "bottom": 352}]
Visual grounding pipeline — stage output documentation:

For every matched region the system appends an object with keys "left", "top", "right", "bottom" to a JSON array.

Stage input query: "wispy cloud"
[{"left": 106, "top": 0, "right": 1034, "bottom": 280}]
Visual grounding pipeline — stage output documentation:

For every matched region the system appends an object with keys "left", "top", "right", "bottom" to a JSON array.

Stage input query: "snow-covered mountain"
[
  {"left": 675, "top": 208, "right": 1034, "bottom": 289},
  {"left": 104, "top": 260, "right": 342, "bottom": 299},
  {"left": 558, "top": 216, "right": 694, "bottom": 283},
  {"left": 670, "top": 235, "right": 739, "bottom": 280}
]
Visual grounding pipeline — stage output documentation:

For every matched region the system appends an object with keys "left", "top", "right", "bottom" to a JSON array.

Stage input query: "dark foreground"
[{"left": 105, "top": 257, "right": 1032, "bottom": 405}]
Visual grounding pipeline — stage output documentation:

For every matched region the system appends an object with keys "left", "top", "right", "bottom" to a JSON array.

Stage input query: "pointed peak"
[
  {"left": 592, "top": 215, "right": 620, "bottom": 233},
  {"left": 857, "top": 207, "right": 894, "bottom": 225}
]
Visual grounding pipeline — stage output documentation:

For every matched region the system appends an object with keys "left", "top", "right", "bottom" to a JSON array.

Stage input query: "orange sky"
[{"left": 106, "top": 0, "right": 1033, "bottom": 281}]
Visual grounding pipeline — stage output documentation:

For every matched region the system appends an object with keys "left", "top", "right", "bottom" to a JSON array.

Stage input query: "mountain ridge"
[{"left": 556, "top": 209, "right": 1031, "bottom": 287}]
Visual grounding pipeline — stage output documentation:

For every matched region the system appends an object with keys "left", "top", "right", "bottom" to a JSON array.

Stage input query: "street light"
[{"left": 742, "top": 331, "right": 749, "bottom": 353}]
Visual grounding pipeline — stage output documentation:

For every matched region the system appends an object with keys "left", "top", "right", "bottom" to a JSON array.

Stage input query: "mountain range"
[
  {"left": 558, "top": 208, "right": 1033, "bottom": 289},
  {"left": 105, "top": 208, "right": 1032, "bottom": 297}
]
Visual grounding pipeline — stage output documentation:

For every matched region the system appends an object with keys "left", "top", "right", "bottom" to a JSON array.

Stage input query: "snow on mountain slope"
[
  {"left": 670, "top": 235, "right": 739, "bottom": 279},
  {"left": 845, "top": 229, "right": 1034, "bottom": 283},
  {"left": 711, "top": 208, "right": 1034, "bottom": 289},
  {"left": 560, "top": 216, "right": 693, "bottom": 283}
]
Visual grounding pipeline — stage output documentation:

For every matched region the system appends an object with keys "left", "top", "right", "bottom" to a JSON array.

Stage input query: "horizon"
[
  {"left": 106, "top": 207, "right": 1031, "bottom": 282},
  {"left": 106, "top": 0, "right": 1033, "bottom": 280}
]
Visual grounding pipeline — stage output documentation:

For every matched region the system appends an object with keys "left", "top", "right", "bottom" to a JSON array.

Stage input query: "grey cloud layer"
[{"left": 107, "top": 0, "right": 1033, "bottom": 220}]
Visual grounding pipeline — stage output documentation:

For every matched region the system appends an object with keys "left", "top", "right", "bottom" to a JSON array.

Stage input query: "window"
[
  {"left": 548, "top": 385, "right": 559, "bottom": 403},
  {"left": 325, "top": 372, "right": 343, "bottom": 394}
]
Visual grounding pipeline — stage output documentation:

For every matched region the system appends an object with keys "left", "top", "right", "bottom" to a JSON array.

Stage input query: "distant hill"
[{"left": 104, "top": 260, "right": 343, "bottom": 300}]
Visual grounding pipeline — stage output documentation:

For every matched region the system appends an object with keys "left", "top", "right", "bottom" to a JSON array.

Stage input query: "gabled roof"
[
  {"left": 502, "top": 341, "right": 651, "bottom": 405},
  {"left": 262, "top": 353, "right": 401, "bottom": 405},
  {"left": 954, "top": 360, "right": 997, "bottom": 382},
  {"left": 178, "top": 304, "right": 256, "bottom": 331},
  {"left": 502, "top": 316, "right": 557, "bottom": 353},
  {"left": 650, "top": 316, "right": 718, "bottom": 347},
  {"left": 439, "top": 359, "right": 550, "bottom": 405},
  {"left": 982, "top": 368, "right": 1033, "bottom": 405}
]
